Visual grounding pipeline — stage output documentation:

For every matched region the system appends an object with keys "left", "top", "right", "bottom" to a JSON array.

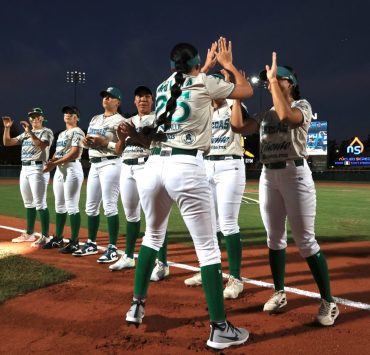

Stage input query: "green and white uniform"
[
  {"left": 53, "top": 127, "right": 85, "bottom": 215},
  {"left": 85, "top": 113, "right": 125, "bottom": 217},
  {"left": 252, "top": 99, "right": 320, "bottom": 257},
  {"left": 16, "top": 127, "right": 54, "bottom": 210},
  {"left": 139, "top": 72, "right": 234, "bottom": 266}
]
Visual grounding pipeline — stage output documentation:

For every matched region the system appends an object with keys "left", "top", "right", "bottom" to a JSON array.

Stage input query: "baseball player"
[
  {"left": 2, "top": 108, "right": 53, "bottom": 246},
  {"left": 124, "top": 38, "right": 253, "bottom": 350},
  {"left": 73, "top": 87, "right": 125, "bottom": 263},
  {"left": 230, "top": 52, "right": 339, "bottom": 326},
  {"left": 184, "top": 69, "right": 247, "bottom": 300},
  {"left": 109, "top": 86, "right": 157, "bottom": 271},
  {"left": 42, "top": 106, "right": 85, "bottom": 253}
]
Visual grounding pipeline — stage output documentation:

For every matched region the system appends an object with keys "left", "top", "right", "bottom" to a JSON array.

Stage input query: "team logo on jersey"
[{"left": 181, "top": 131, "right": 196, "bottom": 145}]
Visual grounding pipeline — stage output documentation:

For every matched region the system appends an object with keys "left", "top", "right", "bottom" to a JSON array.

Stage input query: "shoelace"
[
  {"left": 318, "top": 301, "right": 333, "bottom": 316},
  {"left": 213, "top": 320, "right": 241, "bottom": 335}
]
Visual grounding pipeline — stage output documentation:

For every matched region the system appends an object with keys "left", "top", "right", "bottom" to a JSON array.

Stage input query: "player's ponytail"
[{"left": 147, "top": 43, "right": 200, "bottom": 141}]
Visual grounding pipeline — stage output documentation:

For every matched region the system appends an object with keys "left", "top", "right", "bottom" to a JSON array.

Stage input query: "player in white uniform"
[
  {"left": 2, "top": 108, "right": 54, "bottom": 246},
  {"left": 230, "top": 52, "right": 339, "bottom": 326},
  {"left": 109, "top": 86, "right": 156, "bottom": 271},
  {"left": 73, "top": 87, "right": 125, "bottom": 263},
  {"left": 42, "top": 106, "right": 85, "bottom": 253},
  {"left": 124, "top": 38, "right": 253, "bottom": 350},
  {"left": 184, "top": 70, "right": 247, "bottom": 300}
]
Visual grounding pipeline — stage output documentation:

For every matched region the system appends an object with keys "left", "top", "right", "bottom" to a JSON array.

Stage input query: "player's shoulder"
[
  {"left": 292, "top": 99, "right": 311, "bottom": 110},
  {"left": 43, "top": 127, "right": 54, "bottom": 135}
]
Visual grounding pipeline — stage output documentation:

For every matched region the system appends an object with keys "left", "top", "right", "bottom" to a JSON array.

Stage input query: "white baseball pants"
[
  {"left": 53, "top": 162, "right": 84, "bottom": 214},
  {"left": 20, "top": 165, "right": 49, "bottom": 210},
  {"left": 138, "top": 154, "right": 221, "bottom": 267},
  {"left": 259, "top": 160, "right": 320, "bottom": 258},
  {"left": 85, "top": 159, "right": 122, "bottom": 217}
]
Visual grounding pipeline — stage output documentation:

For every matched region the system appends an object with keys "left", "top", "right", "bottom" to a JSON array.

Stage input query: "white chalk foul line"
[{"left": 1, "top": 225, "right": 369, "bottom": 311}]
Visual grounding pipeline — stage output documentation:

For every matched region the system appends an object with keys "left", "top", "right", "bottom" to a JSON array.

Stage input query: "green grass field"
[
  {"left": 0, "top": 181, "right": 369, "bottom": 245},
  {"left": 0, "top": 251, "right": 74, "bottom": 303}
]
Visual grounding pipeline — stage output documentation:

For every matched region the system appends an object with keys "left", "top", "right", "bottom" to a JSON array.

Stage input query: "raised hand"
[
  {"left": 265, "top": 52, "right": 278, "bottom": 81},
  {"left": 2, "top": 116, "right": 13, "bottom": 128},
  {"left": 20, "top": 120, "right": 31, "bottom": 133},
  {"left": 216, "top": 37, "right": 233, "bottom": 69},
  {"left": 201, "top": 41, "right": 217, "bottom": 73}
]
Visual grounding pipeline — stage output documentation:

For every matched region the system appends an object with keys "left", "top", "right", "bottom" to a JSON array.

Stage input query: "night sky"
[{"left": 0, "top": 0, "right": 369, "bottom": 142}]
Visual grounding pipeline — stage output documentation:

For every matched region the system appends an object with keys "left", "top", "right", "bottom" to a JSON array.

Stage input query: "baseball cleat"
[
  {"left": 126, "top": 299, "right": 145, "bottom": 327},
  {"left": 263, "top": 290, "right": 287, "bottom": 312},
  {"left": 109, "top": 254, "right": 135, "bottom": 271},
  {"left": 207, "top": 320, "right": 249, "bottom": 350},
  {"left": 150, "top": 261, "right": 170, "bottom": 282},
  {"left": 59, "top": 239, "right": 79, "bottom": 254},
  {"left": 31, "top": 235, "right": 51, "bottom": 248},
  {"left": 72, "top": 240, "right": 98, "bottom": 257},
  {"left": 11, "top": 232, "right": 36, "bottom": 243},
  {"left": 316, "top": 299, "right": 339, "bottom": 326},
  {"left": 97, "top": 244, "right": 118, "bottom": 263},
  {"left": 184, "top": 272, "right": 202, "bottom": 286},
  {"left": 223, "top": 276, "right": 244, "bottom": 299},
  {"left": 42, "top": 236, "right": 64, "bottom": 249}
]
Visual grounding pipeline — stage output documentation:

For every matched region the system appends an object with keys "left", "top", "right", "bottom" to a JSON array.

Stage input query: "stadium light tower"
[{"left": 66, "top": 71, "right": 86, "bottom": 106}]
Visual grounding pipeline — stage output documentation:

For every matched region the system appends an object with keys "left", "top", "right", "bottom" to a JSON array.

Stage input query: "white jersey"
[
  {"left": 252, "top": 99, "right": 312, "bottom": 163},
  {"left": 86, "top": 113, "right": 126, "bottom": 158},
  {"left": 155, "top": 72, "right": 234, "bottom": 151},
  {"left": 123, "top": 112, "right": 156, "bottom": 160},
  {"left": 16, "top": 127, "right": 54, "bottom": 162},
  {"left": 55, "top": 127, "right": 85, "bottom": 160},
  {"left": 208, "top": 99, "right": 245, "bottom": 157}
]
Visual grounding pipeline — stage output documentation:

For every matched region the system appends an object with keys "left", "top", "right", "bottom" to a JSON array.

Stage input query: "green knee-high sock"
[
  {"left": 201, "top": 263, "right": 225, "bottom": 322},
  {"left": 55, "top": 212, "right": 67, "bottom": 238},
  {"left": 269, "top": 248, "right": 286, "bottom": 291},
  {"left": 87, "top": 215, "right": 100, "bottom": 242},
  {"left": 134, "top": 245, "right": 158, "bottom": 299},
  {"left": 125, "top": 221, "right": 141, "bottom": 258},
  {"left": 157, "top": 234, "right": 168, "bottom": 265},
  {"left": 26, "top": 207, "right": 36, "bottom": 235},
  {"left": 217, "top": 231, "right": 223, "bottom": 248},
  {"left": 69, "top": 213, "right": 81, "bottom": 242},
  {"left": 306, "top": 251, "right": 333, "bottom": 302},
  {"left": 107, "top": 214, "right": 119, "bottom": 246},
  {"left": 38, "top": 208, "right": 49, "bottom": 237},
  {"left": 224, "top": 232, "right": 242, "bottom": 280}
]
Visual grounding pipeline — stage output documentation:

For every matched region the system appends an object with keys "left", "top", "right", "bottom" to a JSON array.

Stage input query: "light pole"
[
  {"left": 66, "top": 71, "right": 86, "bottom": 106},
  {"left": 250, "top": 76, "right": 266, "bottom": 112}
]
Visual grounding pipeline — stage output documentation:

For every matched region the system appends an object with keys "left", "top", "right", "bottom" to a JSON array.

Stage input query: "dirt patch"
[{"left": 0, "top": 216, "right": 369, "bottom": 354}]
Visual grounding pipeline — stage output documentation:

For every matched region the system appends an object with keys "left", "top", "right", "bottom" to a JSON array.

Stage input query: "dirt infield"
[{"left": 0, "top": 216, "right": 369, "bottom": 354}]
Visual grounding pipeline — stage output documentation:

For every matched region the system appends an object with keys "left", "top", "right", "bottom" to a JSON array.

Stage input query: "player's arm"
[
  {"left": 200, "top": 41, "right": 217, "bottom": 74},
  {"left": 115, "top": 122, "right": 129, "bottom": 155},
  {"left": 20, "top": 121, "right": 49, "bottom": 150},
  {"left": 267, "top": 52, "right": 303, "bottom": 125},
  {"left": 2, "top": 116, "right": 20, "bottom": 146},
  {"left": 215, "top": 37, "right": 253, "bottom": 100},
  {"left": 43, "top": 147, "right": 81, "bottom": 173},
  {"left": 120, "top": 121, "right": 152, "bottom": 149},
  {"left": 230, "top": 100, "right": 259, "bottom": 134}
]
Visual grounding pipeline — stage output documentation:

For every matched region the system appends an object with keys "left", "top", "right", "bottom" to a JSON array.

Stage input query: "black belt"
[
  {"left": 264, "top": 159, "right": 304, "bottom": 169},
  {"left": 205, "top": 155, "right": 242, "bottom": 161},
  {"left": 151, "top": 147, "right": 198, "bottom": 157},
  {"left": 123, "top": 157, "right": 149, "bottom": 165},
  {"left": 90, "top": 156, "right": 118, "bottom": 163},
  {"left": 22, "top": 161, "right": 43, "bottom": 166}
]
